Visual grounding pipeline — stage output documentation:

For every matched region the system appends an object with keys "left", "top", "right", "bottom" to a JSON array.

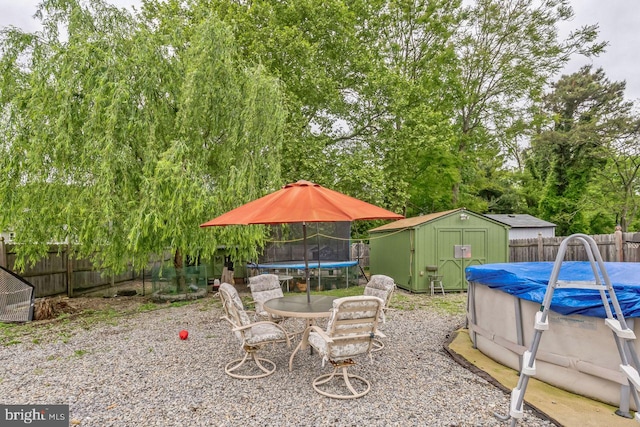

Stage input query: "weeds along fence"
[
  {"left": 0, "top": 239, "right": 137, "bottom": 298},
  {"left": 509, "top": 231, "right": 640, "bottom": 263}
]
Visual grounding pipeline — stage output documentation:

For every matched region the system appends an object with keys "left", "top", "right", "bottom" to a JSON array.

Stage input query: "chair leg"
[
  {"left": 371, "top": 338, "right": 384, "bottom": 352},
  {"left": 312, "top": 359, "right": 371, "bottom": 399},
  {"left": 288, "top": 339, "right": 305, "bottom": 371},
  {"left": 225, "top": 348, "right": 277, "bottom": 379}
]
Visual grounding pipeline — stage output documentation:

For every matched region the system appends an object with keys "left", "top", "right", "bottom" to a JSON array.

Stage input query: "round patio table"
[
  {"left": 263, "top": 295, "right": 336, "bottom": 319},
  {"left": 264, "top": 295, "right": 337, "bottom": 371}
]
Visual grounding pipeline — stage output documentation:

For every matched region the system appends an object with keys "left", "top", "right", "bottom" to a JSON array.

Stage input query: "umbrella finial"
[{"left": 286, "top": 180, "right": 318, "bottom": 188}]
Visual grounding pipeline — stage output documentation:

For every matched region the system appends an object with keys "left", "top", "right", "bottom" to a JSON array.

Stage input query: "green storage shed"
[{"left": 368, "top": 208, "right": 509, "bottom": 293}]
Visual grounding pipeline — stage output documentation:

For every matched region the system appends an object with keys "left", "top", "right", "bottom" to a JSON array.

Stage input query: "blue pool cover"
[{"left": 466, "top": 262, "right": 640, "bottom": 318}]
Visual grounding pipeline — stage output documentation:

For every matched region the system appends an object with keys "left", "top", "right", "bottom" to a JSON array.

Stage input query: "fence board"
[
  {"left": 0, "top": 243, "right": 138, "bottom": 297},
  {"left": 509, "top": 233, "right": 640, "bottom": 263}
]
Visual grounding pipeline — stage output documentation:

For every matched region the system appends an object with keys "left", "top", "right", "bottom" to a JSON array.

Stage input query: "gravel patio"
[{"left": 1, "top": 290, "right": 553, "bottom": 426}]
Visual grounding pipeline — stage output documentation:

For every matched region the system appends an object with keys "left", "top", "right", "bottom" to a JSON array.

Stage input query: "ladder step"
[
  {"left": 534, "top": 311, "right": 548, "bottom": 330},
  {"left": 605, "top": 318, "right": 636, "bottom": 340},
  {"left": 509, "top": 388, "right": 524, "bottom": 419},
  {"left": 522, "top": 350, "right": 536, "bottom": 376},
  {"left": 555, "top": 280, "right": 605, "bottom": 290},
  {"left": 620, "top": 364, "right": 640, "bottom": 390}
]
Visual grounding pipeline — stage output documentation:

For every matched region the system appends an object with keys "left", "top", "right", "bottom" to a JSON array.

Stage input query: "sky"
[{"left": 0, "top": 0, "right": 639, "bottom": 101}]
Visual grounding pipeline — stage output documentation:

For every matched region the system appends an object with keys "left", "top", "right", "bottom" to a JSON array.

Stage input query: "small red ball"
[{"left": 179, "top": 330, "right": 189, "bottom": 340}]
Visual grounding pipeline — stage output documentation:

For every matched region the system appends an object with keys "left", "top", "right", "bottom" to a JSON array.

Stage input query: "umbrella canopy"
[
  {"left": 200, "top": 180, "right": 403, "bottom": 226},
  {"left": 200, "top": 180, "right": 404, "bottom": 301}
]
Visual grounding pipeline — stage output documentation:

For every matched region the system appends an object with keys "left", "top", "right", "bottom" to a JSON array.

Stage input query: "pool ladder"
[{"left": 500, "top": 233, "right": 640, "bottom": 425}]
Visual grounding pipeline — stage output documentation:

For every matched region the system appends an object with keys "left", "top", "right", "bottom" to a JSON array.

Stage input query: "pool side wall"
[{"left": 468, "top": 282, "right": 634, "bottom": 410}]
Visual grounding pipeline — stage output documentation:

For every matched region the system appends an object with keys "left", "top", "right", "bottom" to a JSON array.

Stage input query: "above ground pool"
[
  {"left": 466, "top": 261, "right": 640, "bottom": 415},
  {"left": 466, "top": 261, "right": 640, "bottom": 318}
]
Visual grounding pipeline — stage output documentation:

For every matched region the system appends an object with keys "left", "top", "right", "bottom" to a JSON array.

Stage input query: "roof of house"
[{"left": 484, "top": 214, "right": 556, "bottom": 228}]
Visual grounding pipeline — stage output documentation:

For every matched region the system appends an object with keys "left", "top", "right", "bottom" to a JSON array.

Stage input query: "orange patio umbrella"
[{"left": 200, "top": 180, "right": 404, "bottom": 302}]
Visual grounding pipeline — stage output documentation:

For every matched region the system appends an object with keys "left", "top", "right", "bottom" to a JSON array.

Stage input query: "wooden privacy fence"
[
  {"left": 0, "top": 239, "right": 136, "bottom": 298},
  {"left": 1, "top": 231, "right": 636, "bottom": 298},
  {"left": 509, "top": 231, "right": 640, "bottom": 263}
]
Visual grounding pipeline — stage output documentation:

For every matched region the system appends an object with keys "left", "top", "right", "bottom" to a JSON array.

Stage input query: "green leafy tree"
[
  {"left": 0, "top": 0, "right": 286, "bottom": 277},
  {"left": 590, "top": 116, "right": 640, "bottom": 231},
  {"left": 451, "top": 0, "right": 606, "bottom": 208},
  {"left": 204, "top": 0, "right": 461, "bottom": 217},
  {"left": 374, "top": 0, "right": 462, "bottom": 216},
  {"left": 529, "top": 66, "right": 633, "bottom": 234}
]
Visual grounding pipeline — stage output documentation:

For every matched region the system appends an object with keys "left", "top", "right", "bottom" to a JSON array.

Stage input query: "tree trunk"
[
  {"left": 174, "top": 248, "right": 186, "bottom": 293},
  {"left": 452, "top": 182, "right": 460, "bottom": 205}
]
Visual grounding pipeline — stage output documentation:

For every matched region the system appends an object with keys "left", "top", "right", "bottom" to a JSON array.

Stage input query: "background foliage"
[{"left": 0, "top": 0, "right": 637, "bottom": 272}]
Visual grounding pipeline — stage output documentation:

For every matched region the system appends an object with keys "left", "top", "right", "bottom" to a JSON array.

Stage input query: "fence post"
[
  {"left": 537, "top": 233, "right": 543, "bottom": 261},
  {"left": 0, "top": 237, "right": 6, "bottom": 268},
  {"left": 67, "top": 244, "right": 74, "bottom": 297},
  {"left": 615, "top": 225, "right": 624, "bottom": 262}
]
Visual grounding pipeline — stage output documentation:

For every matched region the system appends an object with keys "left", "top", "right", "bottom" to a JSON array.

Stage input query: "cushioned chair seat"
[{"left": 246, "top": 323, "right": 288, "bottom": 345}]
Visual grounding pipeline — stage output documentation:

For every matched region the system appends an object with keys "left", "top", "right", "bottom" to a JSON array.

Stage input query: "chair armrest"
[
  {"left": 298, "top": 325, "right": 332, "bottom": 351},
  {"left": 374, "top": 329, "right": 386, "bottom": 339},
  {"left": 232, "top": 320, "right": 291, "bottom": 347},
  {"left": 308, "top": 326, "right": 334, "bottom": 344},
  {"left": 232, "top": 320, "right": 282, "bottom": 332}
]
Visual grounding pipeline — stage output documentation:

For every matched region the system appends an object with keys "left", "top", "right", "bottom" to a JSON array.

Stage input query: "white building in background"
[
  {"left": 484, "top": 214, "right": 556, "bottom": 240},
  {"left": 0, "top": 231, "right": 15, "bottom": 242}
]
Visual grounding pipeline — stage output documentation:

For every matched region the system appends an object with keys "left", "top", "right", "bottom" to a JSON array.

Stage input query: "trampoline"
[
  {"left": 466, "top": 261, "right": 640, "bottom": 412},
  {"left": 248, "top": 260, "right": 358, "bottom": 290},
  {"left": 249, "top": 260, "right": 358, "bottom": 270}
]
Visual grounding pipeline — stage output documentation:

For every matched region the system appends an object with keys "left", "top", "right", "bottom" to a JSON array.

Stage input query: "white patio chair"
[
  {"left": 295, "top": 295, "right": 384, "bottom": 399},
  {"left": 218, "top": 282, "right": 290, "bottom": 379},
  {"left": 363, "top": 274, "right": 396, "bottom": 351},
  {"left": 248, "top": 274, "right": 284, "bottom": 323}
]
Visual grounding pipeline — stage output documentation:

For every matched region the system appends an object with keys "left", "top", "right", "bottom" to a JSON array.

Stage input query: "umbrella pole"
[{"left": 303, "top": 222, "right": 311, "bottom": 303}]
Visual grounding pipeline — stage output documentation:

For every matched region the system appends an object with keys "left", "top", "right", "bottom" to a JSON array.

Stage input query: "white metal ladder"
[{"left": 501, "top": 233, "right": 640, "bottom": 425}]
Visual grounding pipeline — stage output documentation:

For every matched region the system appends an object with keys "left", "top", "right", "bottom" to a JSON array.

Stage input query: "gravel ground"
[{"left": 0, "top": 293, "right": 554, "bottom": 426}]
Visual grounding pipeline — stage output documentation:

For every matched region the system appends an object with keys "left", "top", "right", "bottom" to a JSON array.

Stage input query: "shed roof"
[
  {"left": 484, "top": 214, "right": 555, "bottom": 228},
  {"left": 369, "top": 209, "right": 460, "bottom": 232},
  {"left": 367, "top": 208, "right": 513, "bottom": 232}
]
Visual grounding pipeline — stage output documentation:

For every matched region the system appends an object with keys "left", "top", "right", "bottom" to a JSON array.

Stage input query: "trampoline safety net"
[
  {"left": 260, "top": 222, "right": 351, "bottom": 263},
  {"left": 0, "top": 266, "right": 35, "bottom": 323}
]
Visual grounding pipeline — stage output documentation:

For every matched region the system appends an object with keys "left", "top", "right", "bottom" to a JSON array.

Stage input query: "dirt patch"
[{"left": 34, "top": 280, "right": 156, "bottom": 320}]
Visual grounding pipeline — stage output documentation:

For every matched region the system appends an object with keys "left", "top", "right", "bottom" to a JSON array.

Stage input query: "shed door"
[{"left": 437, "top": 228, "right": 488, "bottom": 290}]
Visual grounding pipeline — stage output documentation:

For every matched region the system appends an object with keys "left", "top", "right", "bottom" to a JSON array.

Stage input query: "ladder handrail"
[{"left": 546, "top": 234, "right": 623, "bottom": 326}]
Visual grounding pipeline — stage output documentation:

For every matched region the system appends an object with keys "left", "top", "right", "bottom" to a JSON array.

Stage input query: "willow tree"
[{"left": 0, "top": 0, "right": 285, "bottom": 276}]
